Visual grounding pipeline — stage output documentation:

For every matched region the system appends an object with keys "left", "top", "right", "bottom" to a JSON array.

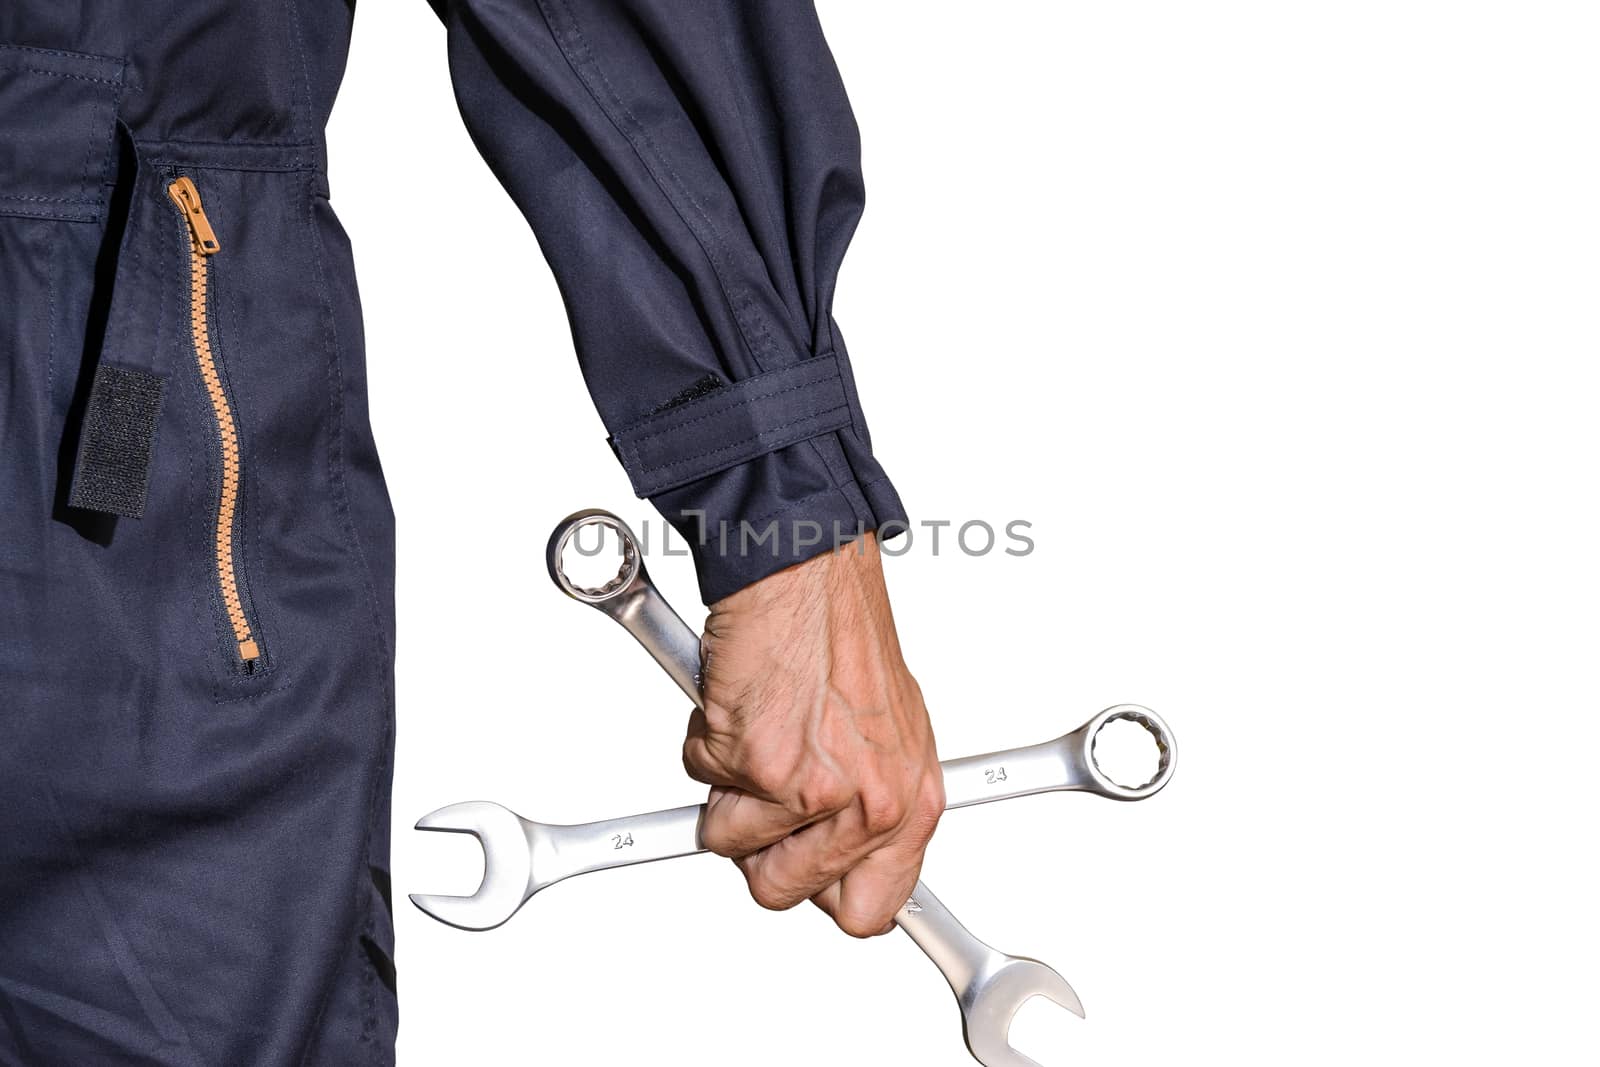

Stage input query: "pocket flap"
[{"left": 0, "top": 43, "right": 125, "bottom": 223}]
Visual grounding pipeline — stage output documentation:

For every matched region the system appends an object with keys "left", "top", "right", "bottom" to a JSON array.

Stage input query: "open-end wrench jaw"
[
  {"left": 408, "top": 801, "right": 540, "bottom": 932},
  {"left": 963, "top": 957, "right": 1086, "bottom": 1067},
  {"left": 898, "top": 885, "right": 1085, "bottom": 1067}
]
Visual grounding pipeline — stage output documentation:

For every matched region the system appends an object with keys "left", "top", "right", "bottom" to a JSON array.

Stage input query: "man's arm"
[{"left": 431, "top": 0, "right": 939, "bottom": 932}]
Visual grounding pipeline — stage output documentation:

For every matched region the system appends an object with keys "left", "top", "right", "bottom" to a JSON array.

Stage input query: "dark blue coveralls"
[{"left": 0, "top": 2, "right": 905, "bottom": 1062}]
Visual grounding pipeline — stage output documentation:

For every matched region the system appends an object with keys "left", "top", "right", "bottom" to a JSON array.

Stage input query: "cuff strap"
[{"left": 613, "top": 354, "right": 852, "bottom": 497}]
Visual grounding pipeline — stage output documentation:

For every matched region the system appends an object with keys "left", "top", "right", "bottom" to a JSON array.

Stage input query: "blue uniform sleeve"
[{"left": 430, "top": 0, "right": 906, "bottom": 603}]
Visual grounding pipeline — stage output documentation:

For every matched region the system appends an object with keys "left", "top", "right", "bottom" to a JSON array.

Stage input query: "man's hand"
[{"left": 683, "top": 533, "right": 944, "bottom": 937}]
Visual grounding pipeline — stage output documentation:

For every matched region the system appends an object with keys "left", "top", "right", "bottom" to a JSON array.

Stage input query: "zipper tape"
[{"left": 168, "top": 174, "right": 262, "bottom": 664}]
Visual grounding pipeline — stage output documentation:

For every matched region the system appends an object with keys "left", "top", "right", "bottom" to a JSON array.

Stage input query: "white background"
[{"left": 329, "top": 3, "right": 1599, "bottom": 1064}]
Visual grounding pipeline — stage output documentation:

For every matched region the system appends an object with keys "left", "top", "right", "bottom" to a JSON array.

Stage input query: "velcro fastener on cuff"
[{"left": 612, "top": 353, "right": 852, "bottom": 497}]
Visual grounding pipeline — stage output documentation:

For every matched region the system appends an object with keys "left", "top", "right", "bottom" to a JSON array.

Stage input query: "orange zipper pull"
[{"left": 167, "top": 176, "right": 220, "bottom": 255}]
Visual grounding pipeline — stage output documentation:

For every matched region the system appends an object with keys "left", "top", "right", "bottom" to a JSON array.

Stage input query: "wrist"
[{"left": 711, "top": 531, "right": 884, "bottom": 616}]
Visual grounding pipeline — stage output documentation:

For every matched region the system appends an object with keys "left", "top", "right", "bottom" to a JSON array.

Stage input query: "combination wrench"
[
  {"left": 410, "top": 706, "right": 1173, "bottom": 929},
  {"left": 410, "top": 510, "right": 1174, "bottom": 1067}
]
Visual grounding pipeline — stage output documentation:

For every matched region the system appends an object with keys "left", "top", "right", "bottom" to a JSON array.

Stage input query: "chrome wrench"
[{"left": 410, "top": 705, "right": 1174, "bottom": 930}]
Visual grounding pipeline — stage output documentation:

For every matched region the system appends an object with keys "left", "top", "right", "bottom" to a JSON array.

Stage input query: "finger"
[
  {"left": 735, "top": 806, "right": 880, "bottom": 911},
  {"left": 681, "top": 710, "right": 739, "bottom": 788},
  {"left": 809, "top": 840, "right": 926, "bottom": 938},
  {"left": 699, "top": 786, "right": 812, "bottom": 858}
]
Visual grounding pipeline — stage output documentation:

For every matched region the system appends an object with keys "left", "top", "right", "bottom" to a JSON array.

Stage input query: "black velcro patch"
[
  {"left": 650, "top": 373, "right": 725, "bottom": 414},
  {"left": 68, "top": 364, "right": 166, "bottom": 518}
]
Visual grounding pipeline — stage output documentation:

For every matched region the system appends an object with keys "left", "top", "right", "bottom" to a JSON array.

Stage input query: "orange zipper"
[{"left": 168, "top": 176, "right": 260, "bottom": 664}]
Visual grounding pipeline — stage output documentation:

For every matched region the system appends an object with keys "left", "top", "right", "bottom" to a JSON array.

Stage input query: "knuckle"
[
  {"left": 700, "top": 826, "right": 740, "bottom": 859},
  {"left": 836, "top": 903, "right": 896, "bottom": 939},
  {"left": 700, "top": 787, "right": 761, "bottom": 858},
  {"left": 857, "top": 781, "right": 910, "bottom": 837},
  {"left": 793, "top": 768, "right": 850, "bottom": 819},
  {"left": 743, "top": 759, "right": 786, "bottom": 799},
  {"left": 746, "top": 873, "right": 799, "bottom": 912},
  {"left": 907, "top": 674, "right": 927, "bottom": 708},
  {"left": 912, "top": 776, "right": 946, "bottom": 835}
]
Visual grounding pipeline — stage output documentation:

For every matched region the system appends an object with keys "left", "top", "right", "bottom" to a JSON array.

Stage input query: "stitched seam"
[
  {"left": 281, "top": 0, "right": 316, "bottom": 144},
  {"left": 71, "top": 70, "right": 98, "bottom": 198},
  {"left": 747, "top": 487, "right": 850, "bottom": 529},
  {"left": 0, "top": 194, "right": 104, "bottom": 204},
  {"left": 301, "top": 172, "right": 396, "bottom": 1067},
  {"left": 145, "top": 159, "right": 318, "bottom": 174},
  {"left": 637, "top": 405, "right": 849, "bottom": 479},
  {"left": 0, "top": 63, "right": 123, "bottom": 86},
  {"left": 0, "top": 43, "right": 123, "bottom": 64},
  {"left": 0, "top": 207, "right": 98, "bottom": 220},
  {"left": 857, "top": 473, "right": 893, "bottom": 494},
  {"left": 76, "top": 62, "right": 120, "bottom": 201},
  {"left": 95, "top": 76, "right": 129, "bottom": 193},
  {"left": 745, "top": 474, "right": 896, "bottom": 531},
  {"left": 625, "top": 374, "right": 838, "bottom": 447},
  {"left": 140, "top": 137, "right": 318, "bottom": 148},
  {"left": 114, "top": 167, "right": 161, "bottom": 387},
  {"left": 45, "top": 230, "right": 59, "bottom": 410},
  {"left": 110, "top": 171, "right": 146, "bottom": 375}
]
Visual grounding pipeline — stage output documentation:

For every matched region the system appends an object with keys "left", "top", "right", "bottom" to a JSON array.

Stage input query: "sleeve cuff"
[
  {"left": 653, "top": 462, "right": 907, "bottom": 604},
  {"left": 611, "top": 353, "right": 854, "bottom": 497},
  {"left": 611, "top": 350, "right": 906, "bottom": 603}
]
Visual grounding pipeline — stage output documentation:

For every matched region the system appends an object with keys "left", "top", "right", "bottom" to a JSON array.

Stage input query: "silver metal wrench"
[{"left": 409, "top": 706, "right": 1174, "bottom": 930}]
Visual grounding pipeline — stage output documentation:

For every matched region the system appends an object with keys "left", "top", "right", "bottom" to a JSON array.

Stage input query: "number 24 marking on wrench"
[
  {"left": 985, "top": 767, "right": 1008, "bottom": 785},
  {"left": 612, "top": 833, "right": 634, "bottom": 849}
]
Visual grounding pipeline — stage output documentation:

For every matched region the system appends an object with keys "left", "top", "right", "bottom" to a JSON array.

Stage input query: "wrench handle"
[
  {"left": 538, "top": 720, "right": 1138, "bottom": 888},
  {"left": 894, "top": 881, "right": 1001, "bottom": 995},
  {"left": 545, "top": 803, "right": 707, "bottom": 884},
  {"left": 611, "top": 583, "right": 703, "bottom": 703},
  {"left": 940, "top": 704, "right": 1177, "bottom": 806},
  {"left": 940, "top": 738, "right": 1080, "bottom": 810},
  {"left": 547, "top": 509, "right": 703, "bottom": 702}
]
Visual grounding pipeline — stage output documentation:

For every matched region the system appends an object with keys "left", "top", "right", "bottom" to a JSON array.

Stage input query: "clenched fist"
[{"left": 684, "top": 534, "right": 944, "bottom": 937}]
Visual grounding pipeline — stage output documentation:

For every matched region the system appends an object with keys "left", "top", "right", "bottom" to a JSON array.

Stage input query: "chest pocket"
[{"left": 0, "top": 43, "right": 125, "bottom": 224}]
